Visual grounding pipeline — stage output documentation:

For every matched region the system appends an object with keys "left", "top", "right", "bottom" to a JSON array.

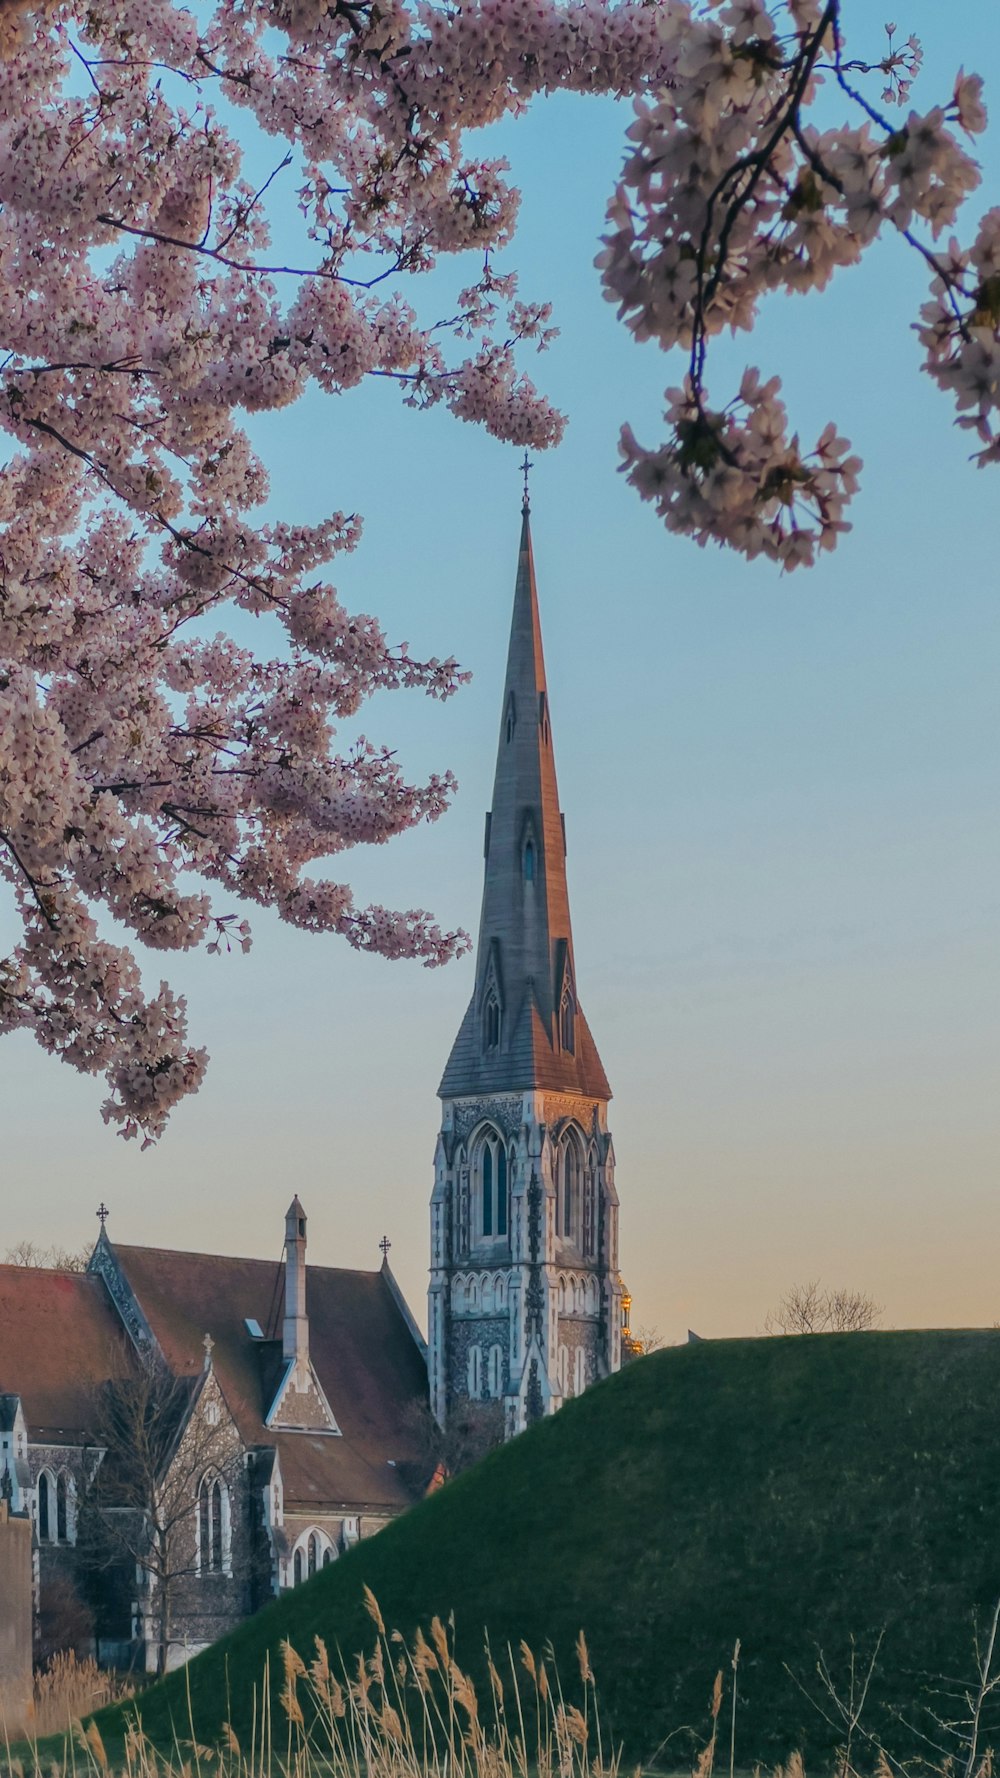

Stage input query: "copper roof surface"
[
  {"left": 0, "top": 1267, "right": 128, "bottom": 1441},
  {"left": 439, "top": 509, "right": 611, "bottom": 1103},
  {"left": 111, "top": 1245, "right": 430, "bottom": 1512}
]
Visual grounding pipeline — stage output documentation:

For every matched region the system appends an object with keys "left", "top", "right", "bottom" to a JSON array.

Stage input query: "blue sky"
[{"left": 2, "top": 2, "right": 998, "bottom": 1342}]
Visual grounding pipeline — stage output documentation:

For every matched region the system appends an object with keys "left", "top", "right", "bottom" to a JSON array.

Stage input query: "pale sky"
[{"left": 1, "top": 3, "right": 998, "bottom": 1345}]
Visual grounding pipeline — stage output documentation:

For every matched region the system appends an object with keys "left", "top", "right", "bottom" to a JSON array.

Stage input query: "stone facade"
[{"left": 0, "top": 1206, "right": 432, "bottom": 1673}]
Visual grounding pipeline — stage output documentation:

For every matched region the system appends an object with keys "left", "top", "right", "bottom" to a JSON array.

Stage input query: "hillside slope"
[{"left": 90, "top": 1331, "right": 1000, "bottom": 1764}]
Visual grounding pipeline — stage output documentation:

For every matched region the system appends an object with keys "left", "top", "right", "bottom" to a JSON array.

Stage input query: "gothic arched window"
[
  {"left": 488, "top": 1344, "right": 504, "bottom": 1398},
  {"left": 467, "top": 1344, "right": 482, "bottom": 1397},
  {"left": 524, "top": 840, "right": 535, "bottom": 881},
  {"left": 308, "top": 1532, "right": 318, "bottom": 1578},
  {"left": 197, "top": 1474, "right": 227, "bottom": 1575},
  {"left": 557, "top": 1133, "right": 583, "bottom": 1242},
  {"left": 483, "top": 1142, "right": 493, "bottom": 1236},
  {"left": 475, "top": 1127, "right": 509, "bottom": 1241},
  {"left": 294, "top": 1548, "right": 303, "bottom": 1586},
  {"left": 483, "top": 991, "right": 501, "bottom": 1052},
  {"left": 37, "top": 1470, "right": 51, "bottom": 1542},
  {"left": 560, "top": 983, "right": 575, "bottom": 1055},
  {"left": 56, "top": 1472, "right": 68, "bottom": 1542},
  {"left": 583, "top": 1160, "right": 598, "bottom": 1259}
]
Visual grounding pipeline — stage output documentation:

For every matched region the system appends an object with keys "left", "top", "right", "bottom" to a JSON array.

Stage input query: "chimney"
[{"left": 283, "top": 1197, "right": 309, "bottom": 1383}]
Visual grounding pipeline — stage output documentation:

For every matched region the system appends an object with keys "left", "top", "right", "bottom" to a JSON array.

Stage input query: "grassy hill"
[{"left": 73, "top": 1331, "right": 1000, "bottom": 1766}]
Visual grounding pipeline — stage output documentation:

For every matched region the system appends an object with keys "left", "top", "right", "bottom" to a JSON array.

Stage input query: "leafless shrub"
[
  {"left": 3, "top": 1240, "right": 90, "bottom": 1272},
  {"left": 764, "top": 1281, "right": 883, "bottom": 1336}
]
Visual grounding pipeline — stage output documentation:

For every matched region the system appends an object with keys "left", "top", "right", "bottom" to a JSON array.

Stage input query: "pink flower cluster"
[
  {"left": 598, "top": 2, "right": 990, "bottom": 563},
  {"left": 0, "top": 0, "right": 993, "bottom": 1133}
]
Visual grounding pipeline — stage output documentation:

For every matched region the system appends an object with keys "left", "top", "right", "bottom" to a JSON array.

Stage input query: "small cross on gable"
[
  {"left": 96, "top": 1201, "right": 110, "bottom": 1227},
  {"left": 379, "top": 1235, "right": 392, "bottom": 1263}
]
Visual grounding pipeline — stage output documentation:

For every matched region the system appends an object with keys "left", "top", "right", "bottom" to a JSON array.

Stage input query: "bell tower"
[{"left": 429, "top": 492, "right": 622, "bottom": 1439}]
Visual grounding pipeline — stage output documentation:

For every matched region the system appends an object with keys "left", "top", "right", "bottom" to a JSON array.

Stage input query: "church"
[
  {"left": 429, "top": 490, "right": 623, "bottom": 1435},
  {"left": 0, "top": 494, "right": 627, "bottom": 1675}
]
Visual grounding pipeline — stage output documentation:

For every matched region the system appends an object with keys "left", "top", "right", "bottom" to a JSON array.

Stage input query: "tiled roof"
[
  {"left": 0, "top": 1267, "right": 128, "bottom": 1442},
  {"left": 110, "top": 1246, "right": 431, "bottom": 1512},
  {"left": 440, "top": 986, "right": 611, "bottom": 1100}
]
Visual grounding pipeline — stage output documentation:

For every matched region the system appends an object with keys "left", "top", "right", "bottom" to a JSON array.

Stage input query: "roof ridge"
[{"left": 114, "top": 1242, "right": 382, "bottom": 1279}]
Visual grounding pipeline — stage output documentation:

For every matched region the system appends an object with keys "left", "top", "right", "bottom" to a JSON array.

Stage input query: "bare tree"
[
  {"left": 4, "top": 1239, "right": 91, "bottom": 1272},
  {"left": 79, "top": 1347, "right": 245, "bottom": 1675},
  {"left": 402, "top": 1396, "right": 505, "bottom": 1482},
  {"left": 764, "top": 1281, "right": 883, "bottom": 1336}
]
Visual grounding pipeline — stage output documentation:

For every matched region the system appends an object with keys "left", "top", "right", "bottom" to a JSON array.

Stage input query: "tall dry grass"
[
  {"left": 2, "top": 1591, "right": 618, "bottom": 1778},
  {"left": 31, "top": 1653, "right": 133, "bottom": 1739}
]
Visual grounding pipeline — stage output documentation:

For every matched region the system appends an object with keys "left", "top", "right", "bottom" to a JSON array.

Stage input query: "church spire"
[{"left": 439, "top": 501, "right": 610, "bottom": 1101}]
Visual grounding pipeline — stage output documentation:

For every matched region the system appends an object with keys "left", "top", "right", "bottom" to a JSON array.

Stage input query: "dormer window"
[
  {"left": 483, "top": 990, "right": 501, "bottom": 1051},
  {"left": 505, "top": 692, "right": 516, "bottom": 744},
  {"left": 524, "top": 840, "right": 535, "bottom": 882},
  {"left": 560, "top": 983, "right": 575, "bottom": 1054}
]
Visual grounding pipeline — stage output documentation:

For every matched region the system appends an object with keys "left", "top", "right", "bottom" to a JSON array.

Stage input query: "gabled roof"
[
  {"left": 439, "top": 506, "right": 611, "bottom": 1102},
  {"left": 105, "top": 1244, "right": 430, "bottom": 1513},
  {"left": 0, "top": 1267, "right": 128, "bottom": 1442}
]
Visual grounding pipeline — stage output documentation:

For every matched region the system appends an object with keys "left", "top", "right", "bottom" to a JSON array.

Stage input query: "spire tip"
[{"left": 520, "top": 449, "right": 533, "bottom": 516}]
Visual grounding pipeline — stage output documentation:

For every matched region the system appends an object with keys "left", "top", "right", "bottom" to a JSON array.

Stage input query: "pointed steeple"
[{"left": 439, "top": 502, "right": 610, "bottom": 1101}]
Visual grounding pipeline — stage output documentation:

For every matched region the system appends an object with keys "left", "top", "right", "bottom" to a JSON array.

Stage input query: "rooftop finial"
[
  {"left": 379, "top": 1234, "right": 392, "bottom": 1264},
  {"left": 96, "top": 1201, "right": 109, "bottom": 1227},
  {"left": 520, "top": 449, "right": 533, "bottom": 515}
]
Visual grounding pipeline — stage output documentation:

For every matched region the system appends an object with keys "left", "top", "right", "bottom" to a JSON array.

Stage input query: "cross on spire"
[
  {"left": 520, "top": 450, "right": 533, "bottom": 514},
  {"left": 379, "top": 1235, "right": 392, "bottom": 1262},
  {"left": 96, "top": 1201, "right": 109, "bottom": 1227},
  {"left": 203, "top": 1332, "right": 215, "bottom": 1369}
]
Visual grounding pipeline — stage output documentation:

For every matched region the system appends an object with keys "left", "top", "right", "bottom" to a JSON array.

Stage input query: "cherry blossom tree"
[{"left": 0, "top": 0, "right": 993, "bottom": 1139}]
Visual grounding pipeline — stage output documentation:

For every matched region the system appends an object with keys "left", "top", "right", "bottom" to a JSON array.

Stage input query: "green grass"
[{"left": 43, "top": 1331, "right": 1000, "bottom": 1766}]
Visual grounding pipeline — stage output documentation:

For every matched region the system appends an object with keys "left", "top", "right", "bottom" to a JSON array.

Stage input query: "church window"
[
  {"left": 323, "top": 1548, "right": 333, "bottom": 1569},
  {"left": 497, "top": 1145, "right": 508, "bottom": 1236},
  {"left": 583, "top": 1167, "right": 597, "bottom": 1258},
  {"left": 211, "top": 1481, "right": 223, "bottom": 1571},
  {"left": 482, "top": 1145, "right": 493, "bottom": 1236},
  {"left": 488, "top": 1345, "right": 504, "bottom": 1398},
  {"left": 475, "top": 1127, "right": 509, "bottom": 1242},
  {"left": 37, "top": 1470, "right": 51, "bottom": 1542},
  {"left": 308, "top": 1533, "right": 318, "bottom": 1578},
  {"left": 197, "top": 1474, "right": 228, "bottom": 1575},
  {"left": 505, "top": 693, "right": 516, "bottom": 744},
  {"left": 524, "top": 840, "right": 535, "bottom": 881},
  {"left": 560, "top": 984, "right": 575, "bottom": 1055},
  {"left": 294, "top": 1548, "right": 303, "bottom": 1587},
  {"left": 483, "top": 992, "right": 501, "bottom": 1052},
  {"left": 557, "top": 1134, "right": 582, "bottom": 1242},
  {"left": 56, "top": 1472, "right": 68, "bottom": 1542},
  {"left": 574, "top": 1348, "right": 587, "bottom": 1397},
  {"left": 558, "top": 1345, "right": 569, "bottom": 1395},
  {"left": 467, "top": 1345, "right": 482, "bottom": 1397}
]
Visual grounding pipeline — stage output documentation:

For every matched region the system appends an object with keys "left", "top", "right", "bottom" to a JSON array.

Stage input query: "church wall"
[{"left": 432, "top": 1081, "right": 621, "bottom": 1435}]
